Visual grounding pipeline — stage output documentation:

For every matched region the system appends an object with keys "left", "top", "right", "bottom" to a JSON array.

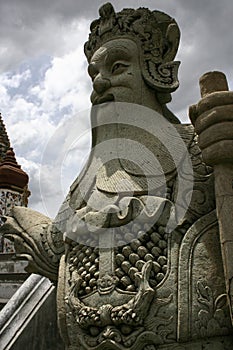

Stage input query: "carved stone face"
[{"left": 88, "top": 38, "right": 161, "bottom": 111}]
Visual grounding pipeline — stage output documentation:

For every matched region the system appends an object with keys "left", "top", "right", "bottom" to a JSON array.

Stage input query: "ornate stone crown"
[{"left": 84, "top": 3, "right": 181, "bottom": 95}]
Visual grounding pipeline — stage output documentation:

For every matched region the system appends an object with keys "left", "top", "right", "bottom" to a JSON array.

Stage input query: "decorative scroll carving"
[{"left": 143, "top": 60, "right": 180, "bottom": 92}]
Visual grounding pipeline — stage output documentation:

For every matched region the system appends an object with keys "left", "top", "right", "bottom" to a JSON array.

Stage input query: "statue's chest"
[{"left": 56, "top": 127, "right": 233, "bottom": 348}]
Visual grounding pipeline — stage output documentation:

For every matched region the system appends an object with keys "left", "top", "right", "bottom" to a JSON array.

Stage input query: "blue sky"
[{"left": 0, "top": 0, "right": 232, "bottom": 218}]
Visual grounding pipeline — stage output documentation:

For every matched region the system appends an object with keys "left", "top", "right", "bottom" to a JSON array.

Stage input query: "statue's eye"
[{"left": 111, "top": 62, "right": 127, "bottom": 74}]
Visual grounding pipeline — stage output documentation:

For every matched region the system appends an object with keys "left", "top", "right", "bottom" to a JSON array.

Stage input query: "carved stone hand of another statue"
[
  {"left": 189, "top": 71, "right": 233, "bottom": 166},
  {"left": 0, "top": 206, "right": 64, "bottom": 281},
  {"left": 189, "top": 70, "right": 233, "bottom": 324}
]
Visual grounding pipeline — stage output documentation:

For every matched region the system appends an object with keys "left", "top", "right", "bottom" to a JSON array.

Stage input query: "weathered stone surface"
[
  {"left": 0, "top": 258, "right": 28, "bottom": 306},
  {"left": 199, "top": 71, "right": 229, "bottom": 98},
  {"left": 0, "top": 274, "right": 64, "bottom": 350}
]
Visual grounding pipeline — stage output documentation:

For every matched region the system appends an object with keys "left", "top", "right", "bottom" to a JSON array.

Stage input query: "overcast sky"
[{"left": 0, "top": 0, "right": 232, "bottom": 218}]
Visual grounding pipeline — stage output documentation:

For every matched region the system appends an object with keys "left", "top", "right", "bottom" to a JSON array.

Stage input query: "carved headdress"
[{"left": 84, "top": 2, "right": 181, "bottom": 95}]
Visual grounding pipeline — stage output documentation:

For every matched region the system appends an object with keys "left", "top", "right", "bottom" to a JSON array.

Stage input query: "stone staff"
[{"left": 190, "top": 71, "right": 233, "bottom": 323}]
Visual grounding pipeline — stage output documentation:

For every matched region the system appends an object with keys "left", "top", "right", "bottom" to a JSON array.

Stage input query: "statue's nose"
[{"left": 93, "top": 76, "right": 111, "bottom": 95}]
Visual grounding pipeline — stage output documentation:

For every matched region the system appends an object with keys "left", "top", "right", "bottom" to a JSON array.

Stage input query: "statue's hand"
[
  {"left": 189, "top": 71, "right": 233, "bottom": 166},
  {"left": 190, "top": 72, "right": 233, "bottom": 323},
  {"left": 0, "top": 206, "right": 61, "bottom": 281}
]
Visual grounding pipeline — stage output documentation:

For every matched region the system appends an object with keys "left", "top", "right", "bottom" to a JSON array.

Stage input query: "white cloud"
[
  {"left": 31, "top": 46, "right": 91, "bottom": 115},
  {"left": 0, "top": 19, "right": 92, "bottom": 215},
  {"left": 0, "top": 69, "right": 31, "bottom": 89}
]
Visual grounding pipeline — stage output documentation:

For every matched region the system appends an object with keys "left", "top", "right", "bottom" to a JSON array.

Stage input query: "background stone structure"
[{"left": 0, "top": 113, "right": 30, "bottom": 308}]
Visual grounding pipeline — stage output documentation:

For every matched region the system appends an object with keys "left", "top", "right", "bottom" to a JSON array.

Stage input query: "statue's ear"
[
  {"left": 142, "top": 59, "right": 180, "bottom": 93},
  {"left": 142, "top": 21, "right": 180, "bottom": 94},
  {"left": 163, "top": 23, "right": 180, "bottom": 63},
  {"left": 142, "top": 20, "right": 180, "bottom": 94}
]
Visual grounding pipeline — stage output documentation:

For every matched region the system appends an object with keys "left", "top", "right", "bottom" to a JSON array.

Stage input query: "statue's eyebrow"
[{"left": 104, "top": 46, "right": 132, "bottom": 66}]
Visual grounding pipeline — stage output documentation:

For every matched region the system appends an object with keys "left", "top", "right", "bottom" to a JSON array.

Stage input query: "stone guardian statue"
[{"left": 1, "top": 3, "right": 233, "bottom": 349}]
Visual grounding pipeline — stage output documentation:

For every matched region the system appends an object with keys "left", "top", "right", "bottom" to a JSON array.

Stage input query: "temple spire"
[
  {"left": 0, "top": 113, "right": 30, "bottom": 253},
  {"left": 0, "top": 112, "right": 11, "bottom": 163},
  {"left": 0, "top": 113, "right": 29, "bottom": 193},
  {"left": 0, "top": 147, "right": 29, "bottom": 191}
]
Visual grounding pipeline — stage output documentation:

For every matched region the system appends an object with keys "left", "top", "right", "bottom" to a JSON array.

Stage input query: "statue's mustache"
[{"left": 92, "top": 93, "right": 115, "bottom": 105}]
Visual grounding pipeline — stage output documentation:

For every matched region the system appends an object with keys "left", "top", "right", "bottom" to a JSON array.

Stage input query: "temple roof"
[{"left": 0, "top": 113, "right": 29, "bottom": 192}]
